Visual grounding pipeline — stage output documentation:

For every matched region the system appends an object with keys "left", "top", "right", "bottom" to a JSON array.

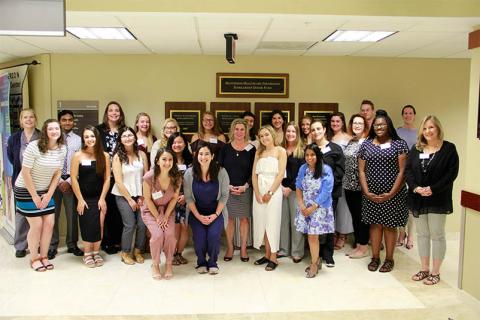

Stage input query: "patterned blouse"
[{"left": 343, "top": 139, "right": 363, "bottom": 191}]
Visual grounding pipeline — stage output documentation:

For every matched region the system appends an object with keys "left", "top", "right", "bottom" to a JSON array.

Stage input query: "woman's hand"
[
  {"left": 159, "top": 216, "right": 169, "bottom": 230},
  {"left": 416, "top": 186, "right": 432, "bottom": 197},
  {"left": 177, "top": 194, "right": 186, "bottom": 206},
  {"left": 98, "top": 198, "right": 107, "bottom": 215},
  {"left": 137, "top": 197, "right": 144, "bottom": 207},
  {"left": 255, "top": 192, "right": 263, "bottom": 204},
  {"left": 261, "top": 193, "right": 272, "bottom": 203},
  {"left": 128, "top": 198, "right": 138, "bottom": 211},
  {"left": 364, "top": 192, "right": 380, "bottom": 203},
  {"left": 376, "top": 193, "right": 392, "bottom": 203},
  {"left": 32, "top": 194, "right": 42, "bottom": 209},
  {"left": 77, "top": 200, "right": 89, "bottom": 215},
  {"left": 40, "top": 192, "right": 53, "bottom": 209}
]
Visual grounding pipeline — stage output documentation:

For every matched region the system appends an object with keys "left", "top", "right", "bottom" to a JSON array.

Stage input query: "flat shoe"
[
  {"left": 349, "top": 251, "right": 369, "bottom": 259},
  {"left": 265, "top": 260, "right": 278, "bottom": 271},
  {"left": 254, "top": 256, "right": 269, "bottom": 265}
]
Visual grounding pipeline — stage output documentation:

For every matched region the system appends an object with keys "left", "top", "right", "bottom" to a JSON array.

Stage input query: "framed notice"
[
  {"left": 57, "top": 100, "right": 99, "bottom": 134},
  {"left": 165, "top": 102, "right": 206, "bottom": 137},
  {"left": 210, "top": 102, "right": 250, "bottom": 134},
  {"left": 217, "top": 73, "right": 289, "bottom": 98},
  {"left": 299, "top": 103, "right": 338, "bottom": 124},
  {"left": 255, "top": 102, "right": 295, "bottom": 129}
]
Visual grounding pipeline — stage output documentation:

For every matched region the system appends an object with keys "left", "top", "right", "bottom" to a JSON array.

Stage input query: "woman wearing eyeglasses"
[
  {"left": 150, "top": 118, "right": 179, "bottom": 165},
  {"left": 358, "top": 110, "right": 409, "bottom": 273},
  {"left": 190, "top": 111, "right": 226, "bottom": 159}
]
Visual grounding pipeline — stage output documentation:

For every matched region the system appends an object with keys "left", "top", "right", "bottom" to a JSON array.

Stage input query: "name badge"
[
  {"left": 322, "top": 146, "right": 331, "bottom": 154},
  {"left": 137, "top": 138, "right": 145, "bottom": 145},
  {"left": 209, "top": 138, "right": 218, "bottom": 144},
  {"left": 177, "top": 164, "right": 187, "bottom": 171},
  {"left": 81, "top": 159, "right": 92, "bottom": 166},
  {"left": 152, "top": 191, "right": 163, "bottom": 200},
  {"left": 419, "top": 153, "right": 430, "bottom": 159},
  {"left": 245, "top": 143, "right": 253, "bottom": 152},
  {"left": 380, "top": 142, "right": 391, "bottom": 149}
]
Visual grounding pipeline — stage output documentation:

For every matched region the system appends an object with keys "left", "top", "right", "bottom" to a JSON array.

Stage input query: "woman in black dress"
[{"left": 71, "top": 125, "right": 111, "bottom": 267}]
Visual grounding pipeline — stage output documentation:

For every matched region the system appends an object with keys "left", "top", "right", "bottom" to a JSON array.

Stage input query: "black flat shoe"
[
  {"left": 47, "top": 249, "right": 57, "bottom": 260},
  {"left": 68, "top": 246, "right": 84, "bottom": 256},
  {"left": 223, "top": 256, "right": 233, "bottom": 262},
  {"left": 15, "top": 250, "right": 27, "bottom": 258},
  {"left": 240, "top": 256, "right": 250, "bottom": 262},
  {"left": 254, "top": 256, "right": 269, "bottom": 265}
]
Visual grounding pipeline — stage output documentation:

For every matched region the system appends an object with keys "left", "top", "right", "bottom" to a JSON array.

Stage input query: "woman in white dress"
[{"left": 252, "top": 125, "right": 287, "bottom": 271}]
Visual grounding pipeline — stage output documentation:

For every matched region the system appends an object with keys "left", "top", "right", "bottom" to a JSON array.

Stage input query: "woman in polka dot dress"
[{"left": 358, "top": 110, "right": 408, "bottom": 273}]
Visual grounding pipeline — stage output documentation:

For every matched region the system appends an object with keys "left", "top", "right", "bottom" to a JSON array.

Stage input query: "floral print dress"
[{"left": 295, "top": 168, "right": 334, "bottom": 235}]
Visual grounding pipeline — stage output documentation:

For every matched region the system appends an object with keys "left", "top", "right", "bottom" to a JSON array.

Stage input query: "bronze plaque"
[{"left": 170, "top": 110, "right": 201, "bottom": 134}]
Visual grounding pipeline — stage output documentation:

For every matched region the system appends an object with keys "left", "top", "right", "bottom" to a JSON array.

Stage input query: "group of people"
[{"left": 7, "top": 99, "right": 459, "bottom": 284}]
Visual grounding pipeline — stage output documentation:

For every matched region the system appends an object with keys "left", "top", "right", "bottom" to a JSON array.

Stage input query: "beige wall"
[
  {"left": 461, "top": 47, "right": 480, "bottom": 300},
  {"left": 47, "top": 53, "right": 469, "bottom": 232}
]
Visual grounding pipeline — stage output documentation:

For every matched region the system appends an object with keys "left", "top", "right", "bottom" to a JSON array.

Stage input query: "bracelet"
[
  {"left": 215, "top": 212, "right": 220, "bottom": 217},
  {"left": 267, "top": 190, "right": 273, "bottom": 196}
]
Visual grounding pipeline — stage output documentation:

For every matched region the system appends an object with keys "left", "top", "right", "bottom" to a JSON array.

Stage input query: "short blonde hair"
[
  {"left": 19, "top": 108, "right": 36, "bottom": 129},
  {"left": 416, "top": 115, "right": 444, "bottom": 150},
  {"left": 257, "top": 125, "right": 277, "bottom": 155},
  {"left": 228, "top": 118, "right": 249, "bottom": 143},
  {"left": 160, "top": 118, "right": 179, "bottom": 147}
]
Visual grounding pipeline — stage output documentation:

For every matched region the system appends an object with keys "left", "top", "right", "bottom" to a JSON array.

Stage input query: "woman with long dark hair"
[
  {"left": 269, "top": 109, "right": 286, "bottom": 146},
  {"left": 112, "top": 126, "right": 149, "bottom": 265},
  {"left": 70, "top": 125, "right": 110, "bottom": 267},
  {"left": 96, "top": 101, "right": 126, "bottom": 254},
  {"left": 142, "top": 148, "right": 182, "bottom": 279},
  {"left": 166, "top": 132, "right": 193, "bottom": 265},
  {"left": 183, "top": 141, "right": 230, "bottom": 275},
  {"left": 14, "top": 119, "right": 66, "bottom": 271},
  {"left": 359, "top": 110, "right": 409, "bottom": 273},
  {"left": 295, "top": 143, "right": 334, "bottom": 278}
]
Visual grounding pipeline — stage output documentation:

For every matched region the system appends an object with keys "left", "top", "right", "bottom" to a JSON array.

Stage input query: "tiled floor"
[{"left": 0, "top": 232, "right": 479, "bottom": 320}]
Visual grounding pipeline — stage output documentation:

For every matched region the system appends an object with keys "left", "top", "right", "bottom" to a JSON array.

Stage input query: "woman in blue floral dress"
[{"left": 295, "top": 143, "right": 334, "bottom": 278}]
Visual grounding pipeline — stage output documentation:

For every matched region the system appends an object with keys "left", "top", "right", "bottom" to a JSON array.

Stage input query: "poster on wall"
[{"left": 0, "top": 65, "right": 29, "bottom": 243}]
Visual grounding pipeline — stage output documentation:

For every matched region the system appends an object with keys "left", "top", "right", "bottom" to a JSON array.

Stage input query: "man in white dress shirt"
[{"left": 48, "top": 110, "right": 82, "bottom": 259}]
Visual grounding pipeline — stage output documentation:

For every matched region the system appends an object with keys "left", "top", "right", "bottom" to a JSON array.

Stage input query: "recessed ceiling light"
[
  {"left": 67, "top": 27, "right": 136, "bottom": 40},
  {"left": 324, "top": 30, "right": 396, "bottom": 42}
]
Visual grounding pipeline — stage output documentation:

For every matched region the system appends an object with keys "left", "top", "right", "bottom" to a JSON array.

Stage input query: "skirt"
[
  {"left": 14, "top": 186, "right": 55, "bottom": 217},
  {"left": 226, "top": 188, "right": 252, "bottom": 219},
  {"left": 79, "top": 198, "right": 101, "bottom": 242}
]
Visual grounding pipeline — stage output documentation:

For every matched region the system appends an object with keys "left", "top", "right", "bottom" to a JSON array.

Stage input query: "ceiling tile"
[
  {"left": 305, "top": 41, "right": 372, "bottom": 56},
  {"left": 340, "top": 16, "right": 420, "bottom": 31},
  {"left": 400, "top": 33, "right": 468, "bottom": 58},
  {"left": 196, "top": 13, "right": 271, "bottom": 30},
  {"left": 268, "top": 15, "right": 349, "bottom": 30},
  {"left": 0, "top": 36, "right": 46, "bottom": 56},
  {"left": 406, "top": 17, "right": 480, "bottom": 32},
  {"left": 14, "top": 33, "right": 99, "bottom": 53},
  {"left": 263, "top": 29, "right": 333, "bottom": 42},
  {"left": 199, "top": 28, "right": 264, "bottom": 54},
  {"left": 80, "top": 39, "right": 151, "bottom": 54},
  {"left": 0, "top": 52, "right": 16, "bottom": 64},
  {"left": 67, "top": 12, "right": 124, "bottom": 28},
  {"left": 254, "top": 49, "right": 305, "bottom": 56}
]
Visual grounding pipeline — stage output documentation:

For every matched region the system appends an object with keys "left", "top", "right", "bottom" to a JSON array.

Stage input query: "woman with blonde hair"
[
  {"left": 151, "top": 118, "right": 178, "bottom": 165},
  {"left": 405, "top": 115, "right": 458, "bottom": 285},
  {"left": 252, "top": 125, "right": 287, "bottom": 271},
  {"left": 218, "top": 119, "right": 256, "bottom": 262},
  {"left": 135, "top": 112, "right": 157, "bottom": 165},
  {"left": 7, "top": 108, "right": 41, "bottom": 258},
  {"left": 190, "top": 111, "right": 226, "bottom": 159},
  {"left": 278, "top": 122, "right": 305, "bottom": 262}
]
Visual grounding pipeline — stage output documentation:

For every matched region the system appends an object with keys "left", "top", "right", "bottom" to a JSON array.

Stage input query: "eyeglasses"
[
  {"left": 373, "top": 124, "right": 387, "bottom": 129},
  {"left": 165, "top": 126, "right": 177, "bottom": 130},
  {"left": 121, "top": 134, "right": 135, "bottom": 139},
  {"left": 352, "top": 122, "right": 364, "bottom": 126}
]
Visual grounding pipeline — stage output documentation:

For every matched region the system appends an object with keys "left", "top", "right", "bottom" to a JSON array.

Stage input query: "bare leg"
[
  {"left": 384, "top": 226, "right": 396, "bottom": 261},
  {"left": 370, "top": 224, "right": 383, "bottom": 259},
  {"left": 39, "top": 214, "right": 55, "bottom": 266},
  {"left": 431, "top": 258, "right": 442, "bottom": 275},
  {"left": 308, "top": 234, "right": 319, "bottom": 266},
  {"left": 26, "top": 216, "right": 42, "bottom": 264},
  {"left": 239, "top": 217, "right": 249, "bottom": 257},
  {"left": 225, "top": 217, "right": 235, "bottom": 257}
]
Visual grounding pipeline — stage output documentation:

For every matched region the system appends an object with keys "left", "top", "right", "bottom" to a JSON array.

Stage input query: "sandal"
[
  {"left": 368, "top": 257, "right": 381, "bottom": 272},
  {"left": 265, "top": 260, "right": 278, "bottom": 271},
  {"left": 305, "top": 258, "right": 322, "bottom": 273},
  {"left": 164, "top": 264, "right": 173, "bottom": 280},
  {"left": 176, "top": 253, "right": 188, "bottom": 265},
  {"left": 379, "top": 259, "right": 395, "bottom": 273},
  {"left": 40, "top": 257, "right": 54, "bottom": 270},
  {"left": 334, "top": 235, "right": 346, "bottom": 250},
  {"left": 254, "top": 256, "right": 269, "bottom": 265},
  {"left": 30, "top": 257, "right": 46, "bottom": 272},
  {"left": 305, "top": 260, "right": 320, "bottom": 278},
  {"left": 396, "top": 232, "right": 406, "bottom": 247},
  {"left": 423, "top": 274, "right": 440, "bottom": 285},
  {"left": 172, "top": 253, "right": 180, "bottom": 266},
  {"left": 92, "top": 251, "right": 104, "bottom": 267},
  {"left": 151, "top": 264, "right": 162, "bottom": 280},
  {"left": 412, "top": 270, "right": 430, "bottom": 281},
  {"left": 83, "top": 253, "right": 96, "bottom": 268}
]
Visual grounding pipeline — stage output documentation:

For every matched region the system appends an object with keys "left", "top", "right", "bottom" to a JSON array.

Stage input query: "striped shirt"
[{"left": 15, "top": 140, "right": 67, "bottom": 191}]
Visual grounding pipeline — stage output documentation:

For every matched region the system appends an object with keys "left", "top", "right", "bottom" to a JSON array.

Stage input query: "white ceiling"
[{"left": 0, "top": 11, "right": 478, "bottom": 63}]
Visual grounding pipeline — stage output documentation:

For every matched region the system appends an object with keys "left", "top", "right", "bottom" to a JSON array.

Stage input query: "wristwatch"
[{"left": 267, "top": 190, "right": 273, "bottom": 196}]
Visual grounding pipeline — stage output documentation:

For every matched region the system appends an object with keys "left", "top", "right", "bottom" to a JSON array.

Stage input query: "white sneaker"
[
  {"left": 209, "top": 267, "right": 219, "bottom": 275},
  {"left": 196, "top": 266, "right": 208, "bottom": 274}
]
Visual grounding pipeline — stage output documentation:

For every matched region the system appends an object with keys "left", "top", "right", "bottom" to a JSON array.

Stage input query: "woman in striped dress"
[{"left": 14, "top": 119, "right": 67, "bottom": 271}]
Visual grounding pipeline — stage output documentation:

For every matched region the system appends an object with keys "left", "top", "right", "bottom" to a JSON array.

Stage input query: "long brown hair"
[
  {"left": 283, "top": 122, "right": 304, "bottom": 158},
  {"left": 102, "top": 101, "right": 126, "bottom": 129},
  {"left": 81, "top": 125, "right": 106, "bottom": 176},
  {"left": 199, "top": 111, "right": 222, "bottom": 138},
  {"left": 37, "top": 119, "right": 64, "bottom": 154},
  {"left": 347, "top": 114, "right": 369, "bottom": 140},
  {"left": 115, "top": 127, "right": 139, "bottom": 164},
  {"left": 153, "top": 148, "right": 182, "bottom": 189}
]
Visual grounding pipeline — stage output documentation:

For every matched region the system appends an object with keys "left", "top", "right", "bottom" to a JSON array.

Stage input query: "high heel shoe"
[{"left": 151, "top": 264, "right": 161, "bottom": 280}]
